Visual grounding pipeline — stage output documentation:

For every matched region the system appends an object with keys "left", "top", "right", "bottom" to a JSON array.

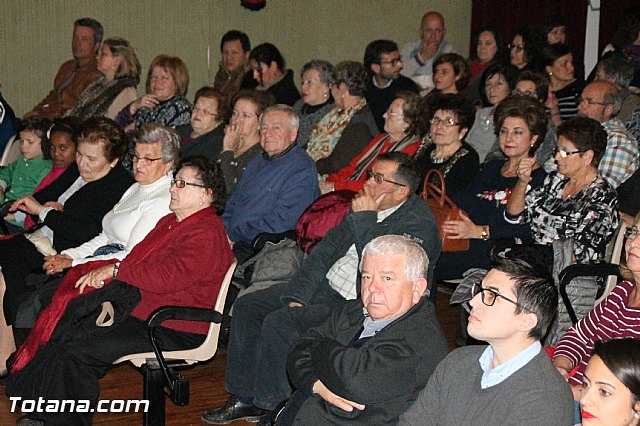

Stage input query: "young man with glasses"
[
  {"left": 399, "top": 257, "right": 574, "bottom": 425},
  {"left": 364, "top": 40, "right": 419, "bottom": 132},
  {"left": 577, "top": 81, "right": 639, "bottom": 189}
]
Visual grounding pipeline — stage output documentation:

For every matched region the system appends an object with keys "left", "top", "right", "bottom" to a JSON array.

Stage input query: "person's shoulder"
[
  {"left": 394, "top": 75, "right": 419, "bottom": 91},
  {"left": 445, "top": 345, "right": 486, "bottom": 367}
]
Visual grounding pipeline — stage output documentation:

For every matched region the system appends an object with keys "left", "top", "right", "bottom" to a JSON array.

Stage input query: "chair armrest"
[
  {"left": 146, "top": 306, "right": 223, "bottom": 328},
  {"left": 558, "top": 263, "right": 620, "bottom": 324}
]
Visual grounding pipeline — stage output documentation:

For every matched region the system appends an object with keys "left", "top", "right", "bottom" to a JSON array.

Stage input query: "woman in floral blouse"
[
  {"left": 506, "top": 117, "right": 618, "bottom": 264},
  {"left": 435, "top": 95, "right": 547, "bottom": 280}
]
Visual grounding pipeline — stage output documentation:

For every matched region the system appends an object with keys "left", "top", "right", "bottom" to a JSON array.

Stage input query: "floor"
[{"left": 0, "top": 287, "right": 459, "bottom": 425}]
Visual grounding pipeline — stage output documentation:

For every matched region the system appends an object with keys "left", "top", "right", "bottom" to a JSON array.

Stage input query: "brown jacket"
[{"left": 29, "top": 57, "right": 102, "bottom": 119}]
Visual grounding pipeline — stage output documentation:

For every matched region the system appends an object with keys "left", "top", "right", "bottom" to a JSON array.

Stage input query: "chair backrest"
[
  {"left": 0, "top": 136, "right": 19, "bottom": 167},
  {"left": 594, "top": 221, "right": 628, "bottom": 306},
  {"left": 114, "top": 260, "right": 237, "bottom": 367}
]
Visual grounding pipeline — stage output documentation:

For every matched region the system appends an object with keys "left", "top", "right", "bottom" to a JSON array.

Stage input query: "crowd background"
[{"left": 2, "top": 0, "right": 636, "bottom": 116}]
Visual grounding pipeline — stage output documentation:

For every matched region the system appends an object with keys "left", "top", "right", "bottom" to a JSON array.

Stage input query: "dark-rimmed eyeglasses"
[
  {"left": 625, "top": 226, "right": 640, "bottom": 240},
  {"left": 471, "top": 283, "right": 527, "bottom": 310},
  {"left": 378, "top": 57, "right": 402, "bottom": 67},
  {"left": 132, "top": 154, "right": 163, "bottom": 166},
  {"left": 366, "top": 170, "right": 406, "bottom": 187},
  {"left": 170, "top": 179, "right": 206, "bottom": 189},
  {"left": 553, "top": 148, "right": 585, "bottom": 158},
  {"left": 509, "top": 43, "right": 525, "bottom": 52}
]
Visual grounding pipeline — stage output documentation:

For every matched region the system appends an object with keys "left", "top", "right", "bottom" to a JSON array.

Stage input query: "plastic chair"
[
  {"left": 558, "top": 222, "right": 628, "bottom": 324},
  {"left": 0, "top": 136, "right": 20, "bottom": 167},
  {"left": 113, "top": 260, "right": 237, "bottom": 425}
]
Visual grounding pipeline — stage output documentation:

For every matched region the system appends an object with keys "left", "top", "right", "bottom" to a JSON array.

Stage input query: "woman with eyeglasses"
[
  {"left": 178, "top": 86, "right": 227, "bottom": 161},
  {"left": 414, "top": 93, "right": 478, "bottom": 199},
  {"left": 217, "top": 89, "right": 274, "bottom": 196},
  {"left": 509, "top": 28, "right": 540, "bottom": 72},
  {"left": 7, "top": 156, "right": 233, "bottom": 426},
  {"left": 506, "top": 116, "right": 618, "bottom": 265},
  {"left": 320, "top": 91, "right": 422, "bottom": 194},
  {"left": 434, "top": 95, "right": 547, "bottom": 280},
  {"left": 551, "top": 209, "right": 640, "bottom": 406}
]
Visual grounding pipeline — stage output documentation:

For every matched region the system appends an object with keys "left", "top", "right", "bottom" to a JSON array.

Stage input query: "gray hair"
[
  {"left": 134, "top": 123, "right": 180, "bottom": 165},
  {"left": 360, "top": 235, "right": 429, "bottom": 283},
  {"left": 600, "top": 82, "right": 623, "bottom": 118},
  {"left": 301, "top": 59, "right": 334, "bottom": 86},
  {"left": 260, "top": 104, "right": 300, "bottom": 130},
  {"left": 597, "top": 57, "right": 635, "bottom": 89}
]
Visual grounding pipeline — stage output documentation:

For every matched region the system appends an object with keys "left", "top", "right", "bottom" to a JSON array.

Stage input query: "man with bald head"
[
  {"left": 400, "top": 12, "right": 457, "bottom": 90},
  {"left": 577, "top": 80, "right": 639, "bottom": 188}
]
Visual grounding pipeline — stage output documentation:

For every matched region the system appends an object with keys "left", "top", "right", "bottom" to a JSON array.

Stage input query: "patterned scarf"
[
  {"left": 306, "top": 98, "right": 367, "bottom": 161},
  {"left": 350, "top": 133, "right": 420, "bottom": 180},
  {"left": 68, "top": 76, "right": 137, "bottom": 119}
]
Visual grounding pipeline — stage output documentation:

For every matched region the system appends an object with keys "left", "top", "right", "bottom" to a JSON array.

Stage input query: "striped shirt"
[{"left": 553, "top": 280, "right": 640, "bottom": 386}]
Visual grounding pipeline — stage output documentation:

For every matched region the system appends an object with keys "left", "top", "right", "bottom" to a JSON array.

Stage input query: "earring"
[
  {"left": 634, "top": 412, "right": 640, "bottom": 419},
  {"left": 199, "top": 201, "right": 204, "bottom": 206},
  {"left": 548, "top": 72, "right": 553, "bottom": 77}
]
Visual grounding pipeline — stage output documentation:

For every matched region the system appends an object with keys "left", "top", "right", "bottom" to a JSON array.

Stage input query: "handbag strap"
[{"left": 422, "top": 169, "right": 446, "bottom": 202}]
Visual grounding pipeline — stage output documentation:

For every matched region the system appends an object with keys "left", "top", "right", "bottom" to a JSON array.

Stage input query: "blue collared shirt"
[{"left": 478, "top": 341, "right": 541, "bottom": 389}]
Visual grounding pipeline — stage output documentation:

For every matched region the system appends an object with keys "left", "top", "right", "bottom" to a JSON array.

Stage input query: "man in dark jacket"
[
  {"left": 279, "top": 235, "right": 449, "bottom": 425},
  {"left": 202, "top": 152, "right": 441, "bottom": 424}
]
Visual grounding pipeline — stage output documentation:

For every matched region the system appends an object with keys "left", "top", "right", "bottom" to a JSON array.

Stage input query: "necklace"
[
  {"left": 563, "top": 173, "right": 597, "bottom": 200},
  {"left": 112, "top": 181, "right": 169, "bottom": 214}
]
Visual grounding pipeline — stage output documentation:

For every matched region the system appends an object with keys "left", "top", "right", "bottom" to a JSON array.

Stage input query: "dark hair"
[
  {"left": 511, "top": 28, "right": 542, "bottom": 68},
  {"left": 470, "top": 28, "right": 509, "bottom": 64},
  {"left": 540, "top": 43, "right": 573, "bottom": 69},
  {"left": 333, "top": 61, "right": 369, "bottom": 98},
  {"left": 249, "top": 43, "right": 285, "bottom": 71},
  {"left": 364, "top": 39, "right": 399, "bottom": 71},
  {"left": 557, "top": 117, "right": 607, "bottom": 167},
  {"left": 393, "top": 91, "right": 421, "bottom": 135},
  {"left": 177, "top": 156, "right": 226, "bottom": 213},
  {"left": 377, "top": 152, "right": 420, "bottom": 193},
  {"left": 480, "top": 62, "right": 518, "bottom": 106},
  {"left": 429, "top": 93, "right": 476, "bottom": 133},
  {"left": 494, "top": 95, "right": 548, "bottom": 155},
  {"left": 146, "top": 55, "right": 190, "bottom": 97},
  {"left": 19, "top": 117, "right": 52, "bottom": 159},
  {"left": 194, "top": 86, "right": 228, "bottom": 123},
  {"left": 611, "top": 11, "right": 640, "bottom": 50},
  {"left": 231, "top": 89, "right": 275, "bottom": 118},
  {"left": 490, "top": 256, "right": 557, "bottom": 340},
  {"left": 220, "top": 30, "right": 251, "bottom": 53},
  {"left": 74, "top": 17, "right": 103, "bottom": 44},
  {"left": 301, "top": 59, "right": 334, "bottom": 87},
  {"left": 433, "top": 53, "right": 471, "bottom": 91},
  {"left": 592, "top": 339, "right": 640, "bottom": 404},
  {"left": 46, "top": 117, "right": 81, "bottom": 160},
  {"left": 539, "top": 14, "right": 565, "bottom": 42},
  {"left": 597, "top": 57, "right": 635, "bottom": 89},
  {"left": 76, "top": 116, "right": 128, "bottom": 162},
  {"left": 515, "top": 70, "right": 550, "bottom": 102}
]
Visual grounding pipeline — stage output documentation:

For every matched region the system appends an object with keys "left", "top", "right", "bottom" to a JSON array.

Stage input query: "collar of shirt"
[
  {"left": 377, "top": 200, "right": 404, "bottom": 221},
  {"left": 372, "top": 75, "right": 393, "bottom": 89},
  {"left": 360, "top": 308, "right": 397, "bottom": 338},
  {"left": 479, "top": 340, "right": 541, "bottom": 389}
]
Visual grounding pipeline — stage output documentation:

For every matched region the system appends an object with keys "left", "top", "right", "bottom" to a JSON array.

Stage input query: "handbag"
[{"left": 421, "top": 169, "right": 470, "bottom": 252}]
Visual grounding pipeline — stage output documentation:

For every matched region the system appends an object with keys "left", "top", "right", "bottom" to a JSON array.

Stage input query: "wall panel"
[{"left": 0, "top": 0, "right": 471, "bottom": 115}]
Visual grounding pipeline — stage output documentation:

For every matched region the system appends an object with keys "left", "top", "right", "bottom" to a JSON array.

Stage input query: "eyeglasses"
[
  {"left": 625, "top": 226, "right": 640, "bottom": 240},
  {"left": 513, "top": 89, "right": 537, "bottom": 98},
  {"left": 430, "top": 116, "right": 459, "bottom": 127},
  {"left": 509, "top": 43, "right": 525, "bottom": 52},
  {"left": 578, "top": 97, "right": 610, "bottom": 106},
  {"left": 170, "top": 179, "right": 206, "bottom": 189},
  {"left": 385, "top": 109, "right": 404, "bottom": 118},
  {"left": 366, "top": 170, "right": 406, "bottom": 187},
  {"left": 379, "top": 57, "right": 402, "bottom": 67},
  {"left": 553, "top": 148, "right": 585, "bottom": 158},
  {"left": 132, "top": 154, "right": 163, "bottom": 166},
  {"left": 471, "top": 283, "right": 526, "bottom": 310}
]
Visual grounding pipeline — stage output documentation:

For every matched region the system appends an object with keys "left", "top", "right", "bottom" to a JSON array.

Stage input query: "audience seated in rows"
[
  {"left": 201, "top": 152, "right": 440, "bottom": 425},
  {"left": 26, "top": 18, "right": 103, "bottom": 119},
  {"left": 465, "top": 27, "right": 509, "bottom": 105}
]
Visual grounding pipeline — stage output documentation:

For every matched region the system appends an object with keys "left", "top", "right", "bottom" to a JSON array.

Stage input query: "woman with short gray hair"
[{"left": 293, "top": 60, "right": 335, "bottom": 147}]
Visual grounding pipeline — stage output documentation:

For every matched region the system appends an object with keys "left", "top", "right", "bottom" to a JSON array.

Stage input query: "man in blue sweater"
[{"left": 222, "top": 105, "right": 320, "bottom": 256}]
